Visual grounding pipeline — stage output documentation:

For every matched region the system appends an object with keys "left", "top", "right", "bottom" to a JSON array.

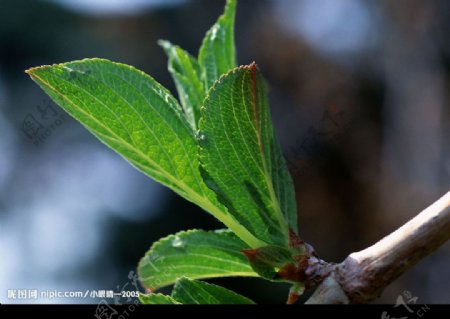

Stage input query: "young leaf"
[
  {"left": 198, "top": 0, "right": 237, "bottom": 89},
  {"left": 26, "top": 58, "right": 265, "bottom": 249},
  {"left": 139, "top": 293, "right": 181, "bottom": 305},
  {"left": 199, "top": 64, "right": 298, "bottom": 247},
  {"left": 171, "top": 277, "right": 255, "bottom": 304},
  {"left": 242, "top": 246, "right": 296, "bottom": 280},
  {"left": 159, "top": 40, "right": 204, "bottom": 129},
  {"left": 138, "top": 230, "right": 257, "bottom": 291}
]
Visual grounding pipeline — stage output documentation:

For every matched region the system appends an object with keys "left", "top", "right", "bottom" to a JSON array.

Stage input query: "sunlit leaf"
[
  {"left": 138, "top": 229, "right": 257, "bottom": 290},
  {"left": 171, "top": 277, "right": 255, "bottom": 304},
  {"left": 159, "top": 40, "right": 204, "bottom": 129},
  {"left": 139, "top": 293, "right": 180, "bottom": 305},
  {"left": 26, "top": 58, "right": 264, "bottom": 249},
  {"left": 198, "top": 0, "right": 237, "bottom": 89}
]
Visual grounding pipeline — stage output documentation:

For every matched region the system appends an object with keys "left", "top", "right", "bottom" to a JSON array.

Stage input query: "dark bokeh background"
[{"left": 0, "top": 0, "right": 449, "bottom": 304}]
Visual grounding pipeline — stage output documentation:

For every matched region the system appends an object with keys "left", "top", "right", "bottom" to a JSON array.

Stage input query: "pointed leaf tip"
[{"left": 198, "top": 0, "right": 237, "bottom": 89}]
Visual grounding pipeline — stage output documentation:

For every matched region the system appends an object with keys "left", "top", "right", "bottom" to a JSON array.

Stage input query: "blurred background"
[{"left": 0, "top": 0, "right": 449, "bottom": 304}]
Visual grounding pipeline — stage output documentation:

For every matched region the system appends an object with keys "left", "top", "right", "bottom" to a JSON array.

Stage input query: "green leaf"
[
  {"left": 171, "top": 277, "right": 255, "bottom": 304},
  {"left": 199, "top": 64, "right": 298, "bottom": 247},
  {"left": 26, "top": 58, "right": 265, "bottom": 249},
  {"left": 138, "top": 229, "right": 258, "bottom": 290},
  {"left": 198, "top": 0, "right": 237, "bottom": 89},
  {"left": 159, "top": 40, "right": 204, "bottom": 129},
  {"left": 139, "top": 278, "right": 255, "bottom": 305},
  {"left": 242, "top": 246, "right": 296, "bottom": 280},
  {"left": 139, "top": 293, "right": 180, "bottom": 305}
]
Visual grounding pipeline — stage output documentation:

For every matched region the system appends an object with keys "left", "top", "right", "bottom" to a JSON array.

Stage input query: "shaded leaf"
[
  {"left": 199, "top": 64, "right": 298, "bottom": 247},
  {"left": 243, "top": 245, "right": 295, "bottom": 280}
]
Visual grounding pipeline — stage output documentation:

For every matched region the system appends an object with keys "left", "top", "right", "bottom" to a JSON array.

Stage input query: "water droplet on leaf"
[
  {"left": 63, "top": 66, "right": 74, "bottom": 73},
  {"left": 171, "top": 236, "right": 185, "bottom": 248},
  {"left": 211, "top": 25, "right": 219, "bottom": 41},
  {"left": 164, "top": 94, "right": 170, "bottom": 104}
]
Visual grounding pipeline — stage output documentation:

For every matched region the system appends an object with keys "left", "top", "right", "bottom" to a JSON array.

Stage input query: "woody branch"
[{"left": 305, "top": 190, "right": 450, "bottom": 304}]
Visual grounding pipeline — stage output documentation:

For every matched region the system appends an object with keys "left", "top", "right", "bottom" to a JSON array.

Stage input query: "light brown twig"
[{"left": 306, "top": 190, "right": 450, "bottom": 304}]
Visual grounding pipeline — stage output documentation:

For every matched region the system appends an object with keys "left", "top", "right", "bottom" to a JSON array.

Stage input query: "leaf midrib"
[
  {"left": 243, "top": 67, "right": 288, "bottom": 237},
  {"left": 142, "top": 252, "right": 252, "bottom": 269},
  {"left": 140, "top": 267, "right": 256, "bottom": 282},
  {"left": 208, "top": 69, "right": 287, "bottom": 237}
]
